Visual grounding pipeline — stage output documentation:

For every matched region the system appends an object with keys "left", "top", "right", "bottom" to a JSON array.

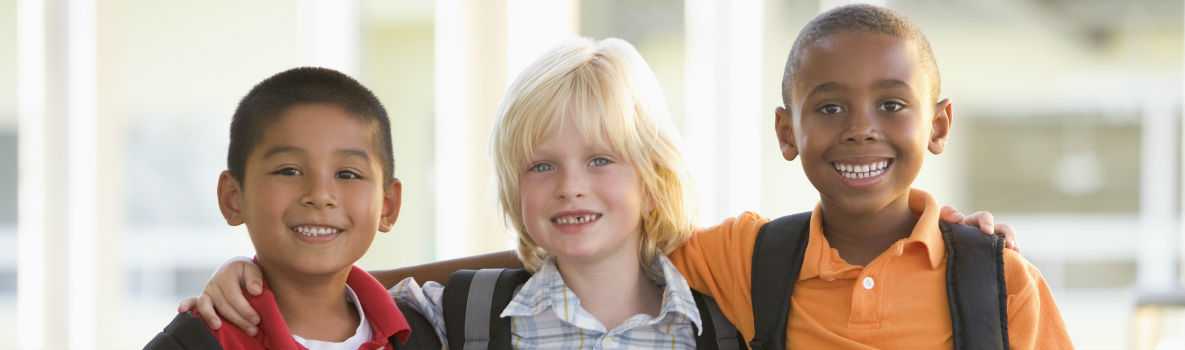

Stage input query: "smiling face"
[
  {"left": 218, "top": 103, "right": 401, "bottom": 278},
  {"left": 775, "top": 31, "right": 951, "bottom": 215},
  {"left": 517, "top": 116, "right": 649, "bottom": 267}
]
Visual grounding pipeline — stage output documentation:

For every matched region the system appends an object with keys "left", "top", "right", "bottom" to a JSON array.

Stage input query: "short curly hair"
[{"left": 782, "top": 4, "right": 940, "bottom": 106}]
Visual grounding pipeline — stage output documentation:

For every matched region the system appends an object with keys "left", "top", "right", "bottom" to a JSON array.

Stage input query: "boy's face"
[
  {"left": 217, "top": 104, "right": 401, "bottom": 277},
  {"left": 517, "top": 117, "right": 650, "bottom": 267},
  {"left": 775, "top": 31, "right": 952, "bottom": 214}
]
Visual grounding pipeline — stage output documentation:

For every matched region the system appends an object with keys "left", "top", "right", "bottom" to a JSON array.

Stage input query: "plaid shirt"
[{"left": 391, "top": 255, "right": 703, "bottom": 349}]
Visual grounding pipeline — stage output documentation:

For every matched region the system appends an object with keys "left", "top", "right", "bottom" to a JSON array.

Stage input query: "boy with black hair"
[
  {"left": 669, "top": 4, "right": 1072, "bottom": 349},
  {"left": 144, "top": 67, "right": 437, "bottom": 350}
]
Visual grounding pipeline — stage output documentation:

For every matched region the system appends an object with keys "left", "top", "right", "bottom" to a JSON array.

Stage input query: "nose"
[
  {"left": 301, "top": 172, "right": 338, "bottom": 209},
  {"left": 555, "top": 167, "right": 587, "bottom": 200},
  {"left": 842, "top": 106, "right": 882, "bottom": 144}
]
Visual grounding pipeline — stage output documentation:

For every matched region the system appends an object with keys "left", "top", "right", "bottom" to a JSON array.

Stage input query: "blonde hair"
[{"left": 492, "top": 37, "right": 693, "bottom": 277}]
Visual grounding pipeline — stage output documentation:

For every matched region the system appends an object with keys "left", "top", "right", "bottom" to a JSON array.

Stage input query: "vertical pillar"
[{"left": 684, "top": 0, "right": 764, "bottom": 223}]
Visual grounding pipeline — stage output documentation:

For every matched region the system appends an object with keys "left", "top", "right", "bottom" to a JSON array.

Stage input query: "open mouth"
[
  {"left": 550, "top": 213, "right": 602, "bottom": 225},
  {"left": 291, "top": 224, "right": 342, "bottom": 239},
  {"left": 832, "top": 159, "right": 892, "bottom": 180}
]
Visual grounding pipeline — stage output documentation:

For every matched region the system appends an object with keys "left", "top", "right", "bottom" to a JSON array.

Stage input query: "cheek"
[
  {"left": 345, "top": 184, "right": 383, "bottom": 216},
  {"left": 247, "top": 182, "right": 291, "bottom": 215},
  {"left": 518, "top": 178, "right": 549, "bottom": 219}
]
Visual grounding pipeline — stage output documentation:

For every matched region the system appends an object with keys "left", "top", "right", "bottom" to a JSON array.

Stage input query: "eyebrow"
[
  {"left": 336, "top": 148, "right": 371, "bottom": 162},
  {"left": 260, "top": 145, "right": 371, "bottom": 161},
  {"left": 804, "top": 79, "right": 913, "bottom": 100},
  {"left": 261, "top": 145, "right": 303, "bottom": 159},
  {"left": 874, "top": 79, "right": 911, "bottom": 90},
  {"left": 806, "top": 82, "right": 844, "bottom": 99}
]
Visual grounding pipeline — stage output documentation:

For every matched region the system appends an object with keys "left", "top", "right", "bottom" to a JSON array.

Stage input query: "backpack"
[
  {"left": 442, "top": 268, "right": 746, "bottom": 350},
  {"left": 142, "top": 302, "right": 442, "bottom": 350},
  {"left": 747, "top": 212, "right": 1010, "bottom": 350}
]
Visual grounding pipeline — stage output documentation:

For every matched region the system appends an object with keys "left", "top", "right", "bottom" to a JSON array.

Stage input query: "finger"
[
  {"left": 239, "top": 261, "right": 265, "bottom": 296},
  {"left": 939, "top": 205, "right": 964, "bottom": 224},
  {"left": 962, "top": 211, "right": 996, "bottom": 234},
  {"left": 196, "top": 293, "right": 222, "bottom": 330},
  {"left": 210, "top": 286, "right": 258, "bottom": 334},
  {"left": 227, "top": 276, "right": 261, "bottom": 326},
  {"left": 997, "top": 223, "right": 1020, "bottom": 252},
  {"left": 177, "top": 297, "right": 198, "bottom": 313}
]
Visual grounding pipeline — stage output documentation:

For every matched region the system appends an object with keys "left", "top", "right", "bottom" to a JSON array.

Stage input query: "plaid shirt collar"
[{"left": 500, "top": 255, "right": 704, "bottom": 334}]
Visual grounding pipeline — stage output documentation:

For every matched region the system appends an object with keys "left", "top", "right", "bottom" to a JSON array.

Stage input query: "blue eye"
[
  {"left": 337, "top": 170, "right": 362, "bottom": 180},
  {"left": 274, "top": 167, "right": 302, "bottom": 176},
  {"left": 528, "top": 163, "right": 554, "bottom": 173},
  {"left": 589, "top": 157, "right": 612, "bottom": 167},
  {"left": 817, "top": 104, "right": 844, "bottom": 115},
  {"left": 879, "top": 101, "right": 906, "bottom": 112}
]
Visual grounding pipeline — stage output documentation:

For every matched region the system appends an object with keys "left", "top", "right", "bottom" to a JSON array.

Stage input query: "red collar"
[{"left": 247, "top": 265, "right": 411, "bottom": 349}]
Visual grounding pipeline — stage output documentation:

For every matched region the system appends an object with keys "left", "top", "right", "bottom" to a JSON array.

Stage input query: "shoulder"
[
  {"left": 145, "top": 312, "right": 234, "bottom": 350},
  {"left": 691, "top": 211, "right": 769, "bottom": 240},
  {"left": 1001, "top": 249, "right": 1045, "bottom": 298}
]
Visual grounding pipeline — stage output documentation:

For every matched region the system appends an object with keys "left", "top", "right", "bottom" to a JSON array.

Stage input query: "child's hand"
[
  {"left": 176, "top": 256, "right": 265, "bottom": 336},
  {"left": 939, "top": 206, "right": 1019, "bottom": 252}
]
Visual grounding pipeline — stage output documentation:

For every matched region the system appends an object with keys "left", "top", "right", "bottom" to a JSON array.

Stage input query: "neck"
[
  {"left": 819, "top": 192, "right": 918, "bottom": 266},
  {"left": 258, "top": 260, "right": 359, "bottom": 342},
  {"left": 554, "top": 247, "right": 662, "bottom": 330}
]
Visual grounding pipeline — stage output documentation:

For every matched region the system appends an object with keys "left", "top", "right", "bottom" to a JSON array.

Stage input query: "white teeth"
[
  {"left": 294, "top": 225, "right": 340, "bottom": 237},
  {"left": 833, "top": 160, "right": 891, "bottom": 180}
]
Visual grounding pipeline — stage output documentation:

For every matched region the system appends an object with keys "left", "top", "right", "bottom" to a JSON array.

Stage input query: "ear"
[
  {"left": 217, "top": 171, "right": 245, "bottom": 226},
  {"left": 378, "top": 178, "right": 403, "bottom": 232},
  {"left": 775, "top": 106, "right": 799, "bottom": 161},
  {"left": 928, "top": 99, "right": 953, "bottom": 154}
]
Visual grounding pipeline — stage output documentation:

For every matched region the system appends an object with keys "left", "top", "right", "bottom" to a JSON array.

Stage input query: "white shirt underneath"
[{"left": 292, "top": 285, "right": 373, "bottom": 350}]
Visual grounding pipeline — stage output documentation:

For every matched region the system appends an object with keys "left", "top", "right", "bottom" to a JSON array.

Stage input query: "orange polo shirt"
[{"left": 668, "top": 189, "right": 1072, "bottom": 349}]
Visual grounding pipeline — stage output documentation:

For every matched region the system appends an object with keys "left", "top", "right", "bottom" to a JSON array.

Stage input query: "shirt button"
[{"left": 862, "top": 276, "right": 875, "bottom": 290}]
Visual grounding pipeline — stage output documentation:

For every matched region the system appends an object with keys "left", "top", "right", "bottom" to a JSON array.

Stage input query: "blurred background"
[{"left": 1, "top": 0, "right": 1181, "bottom": 348}]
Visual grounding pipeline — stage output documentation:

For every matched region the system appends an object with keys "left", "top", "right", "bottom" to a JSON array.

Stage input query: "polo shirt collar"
[
  {"left": 798, "top": 188, "right": 945, "bottom": 281},
  {"left": 248, "top": 263, "right": 411, "bottom": 349}
]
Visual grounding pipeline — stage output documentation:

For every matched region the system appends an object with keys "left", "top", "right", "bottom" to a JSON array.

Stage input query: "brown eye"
[
  {"left": 336, "top": 170, "right": 362, "bottom": 180},
  {"left": 817, "top": 104, "right": 844, "bottom": 115},
  {"left": 879, "top": 101, "right": 906, "bottom": 112},
  {"left": 273, "top": 167, "right": 302, "bottom": 176}
]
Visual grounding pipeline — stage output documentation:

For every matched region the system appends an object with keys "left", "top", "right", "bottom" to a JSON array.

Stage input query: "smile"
[
  {"left": 551, "top": 213, "right": 602, "bottom": 225},
  {"left": 292, "top": 224, "right": 342, "bottom": 237},
  {"left": 832, "top": 159, "right": 891, "bottom": 180}
]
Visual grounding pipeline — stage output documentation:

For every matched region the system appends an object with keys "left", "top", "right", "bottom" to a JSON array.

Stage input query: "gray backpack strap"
[
  {"left": 692, "top": 290, "right": 744, "bottom": 350},
  {"left": 444, "top": 268, "right": 503, "bottom": 350},
  {"left": 941, "top": 222, "right": 1010, "bottom": 350},
  {"left": 444, "top": 268, "right": 531, "bottom": 350},
  {"left": 749, "top": 212, "right": 812, "bottom": 350}
]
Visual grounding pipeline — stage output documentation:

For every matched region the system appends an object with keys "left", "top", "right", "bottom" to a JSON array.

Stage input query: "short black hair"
[
  {"left": 227, "top": 67, "right": 395, "bottom": 185},
  {"left": 782, "top": 4, "right": 940, "bottom": 106}
]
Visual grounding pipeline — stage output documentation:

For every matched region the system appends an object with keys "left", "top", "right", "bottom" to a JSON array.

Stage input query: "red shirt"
[{"left": 204, "top": 265, "right": 411, "bottom": 350}]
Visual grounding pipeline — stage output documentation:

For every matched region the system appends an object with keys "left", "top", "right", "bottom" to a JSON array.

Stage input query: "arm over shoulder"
[
  {"left": 1001, "top": 249, "right": 1073, "bottom": 349},
  {"left": 667, "top": 211, "right": 768, "bottom": 339},
  {"left": 389, "top": 277, "right": 448, "bottom": 346}
]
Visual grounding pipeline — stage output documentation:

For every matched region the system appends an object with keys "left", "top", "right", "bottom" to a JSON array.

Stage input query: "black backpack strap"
[
  {"left": 692, "top": 290, "right": 744, "bottom": 350},
  {"left": 142, "top": 312, "right": 223, "bottom": 350},
  {"left": 749, "top": 211, "right": 812, "bottom": 350},
  {"left": 941, "top": 222, "right": 1010, "bottom": 350},
  {"left": 443, "top": 268, "right": 530, "bottom": 350},
  {"left": 390, "top": 300, "right": 444, "bottom": 350}
]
